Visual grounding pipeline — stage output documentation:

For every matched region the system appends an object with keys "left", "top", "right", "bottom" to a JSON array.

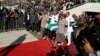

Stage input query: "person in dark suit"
[
  {"left": 0, "top": 9, "right": 3, "bottom": 32},
  {"left": 24, "top": 10, "right": 31, "bottom": 31},
  {"left": 2, "top": 8, "right": 9, "bottom": 32},
  {"left": 30, "top": 9, "right": 39, "bottom": 32}
]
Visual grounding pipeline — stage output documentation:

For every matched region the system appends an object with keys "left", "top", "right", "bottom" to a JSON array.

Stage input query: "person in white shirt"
[
  {"left": 64, "top": 12, "right": 75, "bottom": 46},
  {"left": 49, "top": 11, "right": 59, "bottom": 47},
  {"left": 49, "top": 11, "right": 59, "bottom": 24}
]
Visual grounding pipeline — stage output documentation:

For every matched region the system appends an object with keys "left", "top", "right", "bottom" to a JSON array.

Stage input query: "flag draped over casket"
[{"left": 45, "top": 24, "right": 58, "bottom": 32}]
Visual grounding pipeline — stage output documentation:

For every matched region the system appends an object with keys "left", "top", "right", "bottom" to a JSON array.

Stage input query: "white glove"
[{"left": 64, "top": 33, "right": 67, "bottom": 38}]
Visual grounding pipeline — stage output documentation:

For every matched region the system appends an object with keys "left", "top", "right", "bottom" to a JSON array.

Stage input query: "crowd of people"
[
  {"left": 0, "top": 0, "right": 100, "bottom": 56},
  {"left": 24, "top": 4, "right": 100, "bottom": 55},
  {"left": 0, "top": 0, "right": 87, "bottom": 32},
  {"left": 0, "top": 7, "right": 24, "bottom": 32},
  {"left": 23, "top": 0, "right": 86, "bottom": 32},
  {"left": 19, "top": 0, "right": 86, "bottom": 11},
  {"left": 39, "top": 11, "right": 100, "bottom": 56}
]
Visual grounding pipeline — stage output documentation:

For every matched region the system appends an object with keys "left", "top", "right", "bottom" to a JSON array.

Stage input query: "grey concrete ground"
[{"left": 0, "top": 30, "right": 38, "bottom": 47}]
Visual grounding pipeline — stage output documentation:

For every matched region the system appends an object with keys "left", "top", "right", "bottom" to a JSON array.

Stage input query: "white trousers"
[{"left": 67, "top": 32, "right": 72, "bottom": 45}]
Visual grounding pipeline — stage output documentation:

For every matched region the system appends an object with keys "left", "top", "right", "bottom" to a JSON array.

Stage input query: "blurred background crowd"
[
  {"left": 0, "top": 0, "right": 99, "bottom": 32},
  {"left": 0, "top": 0, "right": 100, "bottom": 56}
]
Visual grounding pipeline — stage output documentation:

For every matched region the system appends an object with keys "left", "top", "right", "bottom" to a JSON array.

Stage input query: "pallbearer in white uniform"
[
  {"left": 45, "top": 11, "right": 59, "bottom": 47},
  {"left": 65, "top": 12, "right": 75, "bottom": 46},
  {"left": 45, "top": 11, "right": 59, "bottom": 32},
  {"left": 50, "top": 12, "right": 59, "bottom": 24}
]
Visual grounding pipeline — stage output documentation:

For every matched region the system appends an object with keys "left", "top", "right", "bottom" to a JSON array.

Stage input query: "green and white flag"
[{"left": 45, "top": 24, "right": 58, "bottom": 32}]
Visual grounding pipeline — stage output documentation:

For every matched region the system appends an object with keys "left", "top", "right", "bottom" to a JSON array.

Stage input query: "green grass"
[
  {"left": 29, "top": 30, "right": 41, "bottom": 38},
  {"left": 29, "top": 25, "right": 85, "bottom": 39}
]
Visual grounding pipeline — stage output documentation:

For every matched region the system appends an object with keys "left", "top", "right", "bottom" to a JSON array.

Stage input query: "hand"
[
  {"left": 82, "top": 39, "right": 94, "bottom": 53},
  {"left": 64, "top": 34, "right": 67, "bottom": 38}
]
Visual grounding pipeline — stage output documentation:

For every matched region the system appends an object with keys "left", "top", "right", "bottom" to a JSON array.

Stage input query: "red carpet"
[{"left": 0, "top": 40, "right": 68, "bottom": 56}]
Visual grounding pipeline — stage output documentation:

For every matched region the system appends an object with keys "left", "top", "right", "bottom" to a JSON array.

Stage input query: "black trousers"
[
  {"left": 0, "top": 19, "right": 3, "bottom": 31},
  {"left": 25, "top": 20, "right": 30, "bottom": 31},
  {"left": 31, "top": 23, "right": 38, "bottom": 32}
]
